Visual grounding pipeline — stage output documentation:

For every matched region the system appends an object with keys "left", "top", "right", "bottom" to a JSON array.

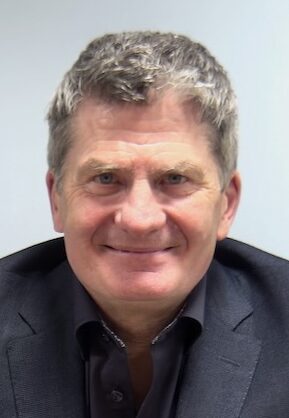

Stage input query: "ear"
[
  {"left": 46, "top": 171, "right": 64, "bottom": 233},
  {"left": 217, "top": 171, "right": 241, "bottom": 241}
]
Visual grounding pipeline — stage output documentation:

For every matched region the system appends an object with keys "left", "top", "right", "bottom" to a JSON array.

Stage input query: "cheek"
[
  {"left": 171, "top": 199, "right": 223, "bottom": 242},
  {"left": 61, "top": 199, "right": 109, "bottom": 235}
]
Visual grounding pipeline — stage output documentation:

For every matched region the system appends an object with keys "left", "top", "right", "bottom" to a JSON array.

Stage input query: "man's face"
[{"left": 47, "top": 94, "right": 240, "bottom": 310}]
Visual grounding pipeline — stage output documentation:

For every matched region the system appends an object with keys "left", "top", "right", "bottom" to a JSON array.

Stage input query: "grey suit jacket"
[{"left": 0, "top": 238, "right": 289, "bottom": 418}]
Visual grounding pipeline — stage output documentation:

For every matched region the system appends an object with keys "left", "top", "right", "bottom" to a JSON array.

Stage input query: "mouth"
[{"left": 103, "top": 245, "right": 174, "bottom": 254}]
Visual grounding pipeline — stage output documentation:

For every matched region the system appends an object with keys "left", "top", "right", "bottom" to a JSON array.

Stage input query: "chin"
[{"left": 108, "top": 271, "right": 182, "bottom": 302}]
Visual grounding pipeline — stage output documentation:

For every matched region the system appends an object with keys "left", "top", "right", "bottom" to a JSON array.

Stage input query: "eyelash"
[
  {"left": 94, "top": 172, "right": 117, "bottom": 185},
  {"left": 161, "top": 173, "right": 188, "bottom": 185},
  {"left": 92, "top": 172, "right": 189, "bottom": 187}
]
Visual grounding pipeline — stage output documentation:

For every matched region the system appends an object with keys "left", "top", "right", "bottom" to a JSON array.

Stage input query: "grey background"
[{"left": 0, "top": 0, "right": 288, "bottom": 259}]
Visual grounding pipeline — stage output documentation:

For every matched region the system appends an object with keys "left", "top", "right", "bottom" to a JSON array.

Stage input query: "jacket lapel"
[
  {"left": 6, "top": 262, "right": 87, "bottom": 418},
  {"left": 7, "top": 327, "right": 86, "bottom": 418},
  {"left": 176, "top": 261, "right": 262, "bottom": 418},
  {"left": 176, "top": 319, "right": 261, "bottom": 418}
]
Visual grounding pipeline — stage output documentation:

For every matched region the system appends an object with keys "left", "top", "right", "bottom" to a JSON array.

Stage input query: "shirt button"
[
  {"left": 101, "top": 333, "right": 110, "bottom": 342},
  {"left": 108, "top": 390, "right": 124, "bottom": 403}
]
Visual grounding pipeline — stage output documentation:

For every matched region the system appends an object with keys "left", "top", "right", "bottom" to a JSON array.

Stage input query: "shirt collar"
[
  {"left": 72, "top": 277, "right": 102, "bottom": 359},
  {"left": 73, "top": 274, "right": 207, "bottom": 356},
  {"left": 181, "top": 275, "right": 207, "bottom": 327},
  {"left": 73, "top": 276, "right": 101, "bottom": 328}
]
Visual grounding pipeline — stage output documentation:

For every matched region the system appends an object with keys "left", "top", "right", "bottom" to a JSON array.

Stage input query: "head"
[
  {"left": 47, "top": 31, "right": 238, "bottom": 189},
  {"left": 46, "top": 31, "right": 241, "bottom": 315}
]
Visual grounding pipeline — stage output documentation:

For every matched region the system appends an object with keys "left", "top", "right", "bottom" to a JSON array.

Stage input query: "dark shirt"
[{"left": 74, "top": 278, "right": 206, "bottom": 418}]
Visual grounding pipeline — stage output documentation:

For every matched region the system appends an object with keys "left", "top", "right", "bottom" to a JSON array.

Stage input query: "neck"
[
  {"left": 96, "top": 298, "right": 184, "bottom": 347},
  {"left": 92, "top": 298, "right": 184, "bottom": 409},
  {"left": 99, "top": 299, "right": 184, "bottom": 410}
]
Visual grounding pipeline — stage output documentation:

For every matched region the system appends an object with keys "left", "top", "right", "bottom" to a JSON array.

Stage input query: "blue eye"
[
  {"left": 97, "top": 172, "right": 115, "bottom": 184},
  {"left": 165, "top": 173, "right": 186, "bottom": 184}
]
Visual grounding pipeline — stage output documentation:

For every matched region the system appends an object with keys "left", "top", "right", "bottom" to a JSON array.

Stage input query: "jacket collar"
[{"left": 176, "top": 259, "right": 262, "bottom": 418}]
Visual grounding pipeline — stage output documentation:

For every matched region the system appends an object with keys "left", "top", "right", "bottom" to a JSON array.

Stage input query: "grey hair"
[{"left": 47, "top": 31, "right": 238, "bottom": 187}]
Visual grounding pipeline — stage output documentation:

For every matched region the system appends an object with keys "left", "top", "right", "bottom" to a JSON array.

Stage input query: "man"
[{"left": 0, "top": 31, "right": 288, "bottom": 418}]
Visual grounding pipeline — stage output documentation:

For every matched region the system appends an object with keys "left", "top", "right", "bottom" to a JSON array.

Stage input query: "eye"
[
  {"left": 163, "top": 173, "right": 187, "bottom": 185},
  {"left": 95, "top": 172, "right": 116, "bottom": 184},
  {"left": 84, "top": 170, "right": 122, "bottom": 196}
]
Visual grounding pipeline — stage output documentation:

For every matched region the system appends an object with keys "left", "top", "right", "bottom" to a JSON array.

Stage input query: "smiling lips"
[{"left": 104, "top": 245, "right": 174, "bottom": 254}]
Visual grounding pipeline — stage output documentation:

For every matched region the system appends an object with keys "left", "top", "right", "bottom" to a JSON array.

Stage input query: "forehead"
[
  {"left": 66, "top": 94, "right": 217, "bottom": 172},
  {"left": 72, "top": 93, "right": 210, "bottom": 139}
]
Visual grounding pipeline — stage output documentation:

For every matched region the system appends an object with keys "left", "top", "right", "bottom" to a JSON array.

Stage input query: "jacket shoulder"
[
  {"left": 0, "top": 238, "right": 67, "bottom": 276},
  {"left": 212, "top": 238, "right": 289, "bottom": 313},
  {"left": 215, "top": 238, "right": 288, "bottom": 272}
]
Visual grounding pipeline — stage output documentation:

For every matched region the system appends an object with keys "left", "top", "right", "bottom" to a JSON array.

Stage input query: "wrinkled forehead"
[
  {"left": 71, "top": 92, "right": 208, "bottom": 135},
  {"left": 67, "top": 95, "right": 216, "bottom": 163},
  {"left": 60, "top": 95, "right": 222, "bottom": 185}
]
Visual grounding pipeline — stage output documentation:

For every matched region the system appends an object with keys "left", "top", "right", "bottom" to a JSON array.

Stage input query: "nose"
[{"left": 114, "top": 180, "right": 166, "bottom": 235}]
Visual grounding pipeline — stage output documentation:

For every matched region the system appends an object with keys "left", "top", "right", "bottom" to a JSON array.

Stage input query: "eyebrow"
[
  {"left": 76, "top": 158, "right": 133, "bottom": 182},
  {"left": 163, "top": 162, "right": 205, "bottom": 179}
]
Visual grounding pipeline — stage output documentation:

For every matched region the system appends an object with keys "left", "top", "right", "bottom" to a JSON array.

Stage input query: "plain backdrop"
[{"left": 0, "top": 0, "right": 288, "bottom": 259}]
